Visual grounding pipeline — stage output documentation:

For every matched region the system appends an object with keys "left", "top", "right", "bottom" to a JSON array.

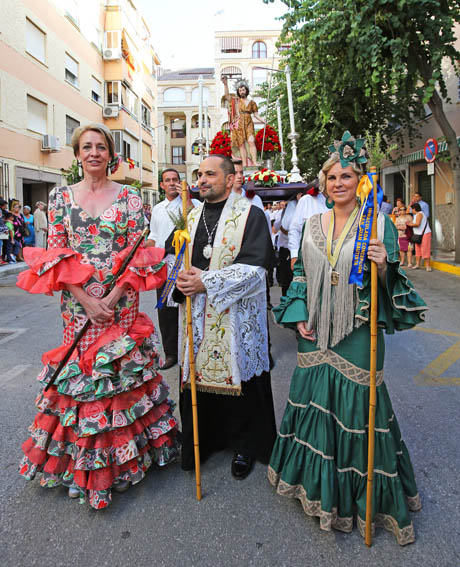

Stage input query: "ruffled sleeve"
[
  {"left": 113, "top": 245, "right": 167, "bottom": 292},
  {"left": 17, "top": 247, "right": 94, "bottom": 296},
  {"left": 273, "top": 227, "right": 309, "bottom": 330},
  {"left": 356, "top": 215, "right": 427, "bottom": 333}
]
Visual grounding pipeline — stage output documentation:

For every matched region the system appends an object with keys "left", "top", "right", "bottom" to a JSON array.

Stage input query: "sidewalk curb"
[
  {"left": 0, "top": 262, "right": 27, "bottom": 280},
  {"left": 431, "top": 260, "right": 460, "bottom": 277}
]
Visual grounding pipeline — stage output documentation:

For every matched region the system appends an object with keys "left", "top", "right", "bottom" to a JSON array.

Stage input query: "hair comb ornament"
[{"left": 328, "top": 131, "right": 367, "bottom": 168}]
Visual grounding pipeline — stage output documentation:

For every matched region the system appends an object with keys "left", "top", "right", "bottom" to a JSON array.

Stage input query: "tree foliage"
[{"left": 263, "top": 0, "right": 460, "bottom": 175}]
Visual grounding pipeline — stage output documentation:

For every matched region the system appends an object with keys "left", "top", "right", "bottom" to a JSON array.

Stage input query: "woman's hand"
[
  {"left": 297, "top": 321, "right": 316, "bottom": 341},
  {"left": 67, "top": 283, "right": 115, "bottom": 325},
  {"left": 368, "top": 239, "right": 388, "bottom": 284},
  {"left": 82, "top": 296, "right": 114, "bottom": 325},
  {"left": 367, "top": 239, "right": 387, "bottom": 270},
  {"left": 101, "top": 285, "right": 126, "bottom": 311}
]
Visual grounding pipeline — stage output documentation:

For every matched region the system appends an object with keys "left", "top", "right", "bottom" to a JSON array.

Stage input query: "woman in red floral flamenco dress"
[{"left": 17, "top": 123, "right": 179, "bottom": 509}]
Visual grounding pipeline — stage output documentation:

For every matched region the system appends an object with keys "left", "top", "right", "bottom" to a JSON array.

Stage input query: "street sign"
[
  {"left": 424, "top": 138, "right": 438, "bottom": 163},
  {"left": 427, "top": 162, "right": 435, "bottom": 175}
]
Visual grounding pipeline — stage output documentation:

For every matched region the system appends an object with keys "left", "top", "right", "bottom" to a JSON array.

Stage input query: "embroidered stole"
[{"left": 182, "top": 193, "right": 251, "bottom": 395}]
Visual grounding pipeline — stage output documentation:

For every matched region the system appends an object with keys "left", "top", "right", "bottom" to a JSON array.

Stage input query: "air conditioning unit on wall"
[
  {"left": 41, "top": 135, "right": 60, "bottom": 152},
  {"left": 103, "top": 106, "right": 120, "bottom": 118},
  {"left": 103, "top": 48, "right": 122, "bottom": 60}
]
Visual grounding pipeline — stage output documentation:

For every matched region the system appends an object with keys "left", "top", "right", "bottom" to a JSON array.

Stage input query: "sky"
[{"left": 137, "top": 0, "right": 287, "bottom": 70}]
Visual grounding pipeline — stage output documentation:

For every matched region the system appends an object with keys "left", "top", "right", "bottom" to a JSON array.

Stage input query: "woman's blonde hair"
[
  {"left": 71, "top": 123, "right": 115, "bottom": 160},
  {"left": 319, "top": 153, "right": 364, "bottom": 194}
]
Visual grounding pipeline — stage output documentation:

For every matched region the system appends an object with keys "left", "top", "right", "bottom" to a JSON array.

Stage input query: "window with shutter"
[
  {"left": 26, "top": 19, "right": 46, "bottom": 64},
  {"left": 66, "top": 115, "right": 80, "bottom": 145},
  {"left": 65, "top": 53, "right": 79, "bottom": 87}
]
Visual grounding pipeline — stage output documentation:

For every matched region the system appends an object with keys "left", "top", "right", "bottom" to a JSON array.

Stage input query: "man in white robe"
[{"left": 175, "top": 155, "right": 276, "bottom": 479}]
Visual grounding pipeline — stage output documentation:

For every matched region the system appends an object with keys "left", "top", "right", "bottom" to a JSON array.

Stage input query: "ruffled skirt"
[
  {"left": 268, "top": 326, "right": 421, "bottom": 545},
  {"left": 19, "top": 314, "right": 179, "bottom": 509}
]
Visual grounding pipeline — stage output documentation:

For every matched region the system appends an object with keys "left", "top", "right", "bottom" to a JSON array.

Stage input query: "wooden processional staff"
[
  {"left": 365, "top": 165, "right": 378, "bottom": 546},
  {"left": 181, "top": 180, "right": 202, "bottom": 501}
]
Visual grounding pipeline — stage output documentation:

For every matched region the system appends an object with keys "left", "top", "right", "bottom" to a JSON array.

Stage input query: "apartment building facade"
[
  {"left": 156, "top": 29, "right": 281, "bottom": 183},
  {"left": 214, "top": 29, "right": 281, "bottom": 132},
  {"left": 0, "top": 0, "right": 160, "bottom": 208},
  {"left": 157, "top": 67, "right": 218, "bottom": 183}
]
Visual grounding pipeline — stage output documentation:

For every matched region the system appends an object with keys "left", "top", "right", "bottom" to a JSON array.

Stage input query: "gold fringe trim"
[
  {"left": 407, "top": 493, "right": 422, "bottom": 512},
  {"left": 297, "top": 349, "right": 384, "bottom": 387},
  {"left": 183, "top": 382, "right": 242, "bottom": 396},
  {"left": 268, "top": 466, "right": 419, "bottom": 546},
  {"left": 356, "top": 514, "right": 415, "bottom": 546}
]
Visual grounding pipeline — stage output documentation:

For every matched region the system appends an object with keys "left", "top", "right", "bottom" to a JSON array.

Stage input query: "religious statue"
[{"left": 221, "top": 76, "right": 265, "bottom": 167}]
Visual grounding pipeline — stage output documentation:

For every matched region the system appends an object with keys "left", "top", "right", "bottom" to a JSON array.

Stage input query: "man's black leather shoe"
[
  {"left": 231, "top": 453, "right": 253, "bottom": 479},
  {"left": 161, "top": 356, "right": 177, "bottom": 370}
]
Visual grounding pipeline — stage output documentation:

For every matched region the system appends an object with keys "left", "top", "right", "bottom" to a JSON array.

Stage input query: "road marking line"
[
  {"left": 412, "top": 328, "right": 460, "bottom": 385},
  {"left": 0, "top": 364, "right": 33, "bottom": 385},
  {"left": 0, "top": 327, "right": 28, "bottom": 345},
  {"left": 413, "top": 327, "right": 460, "bottom": 338}
]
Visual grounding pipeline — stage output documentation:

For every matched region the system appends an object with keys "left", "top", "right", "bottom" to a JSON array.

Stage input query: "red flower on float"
[
  {"left": 126, "top": 157, "right": 135, "bottom": 169},
  {"left": 255, "top": 125, "right": 281, "bottom": 154},
  {"left": 210, "top": 130, "right": 232, "bottom": 157}
]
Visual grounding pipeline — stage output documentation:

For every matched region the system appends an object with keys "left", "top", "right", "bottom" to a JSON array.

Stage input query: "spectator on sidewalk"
[
  {"left": 411, "top": 192, "right": 430, "bottom": 219},
  {"left": 0, "top": 213, "right": 8, "bottom": 264},
  {"left": 0, "top": 198, "right": 8, "bottom": 219},
  {"left": 391, "top": 198, "right": 405, "bottom": 217},
  {"left": 11, "top": 202, "right": 26, "bottom": 261},
  {"left": 4, "top": 212, "right": 16, "bottom": 263},
  {"left": 23, "top": 206, "right": 35, "bottom": 247},
  {"left": 395, "top": 206, "right": 413, "bottom": 267},
  {"left": 380, "top": 194, "right": 393, "bottom": 214},
  {"left": 34, "top": 201, "right": 48, "bottom": 249},
  {"left": 407, "top": 202, "right": 432, "bottom": 271}
]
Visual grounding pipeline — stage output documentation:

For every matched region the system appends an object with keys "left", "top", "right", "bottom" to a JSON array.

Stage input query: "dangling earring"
[
  {"left": 77, "top": 160, "right": 83, "bottom": 178},
  {"left": 325, "top": 197, "right": 335, "bottom": 209},
  {"left": 107, "top": 163, "right": 111, "bottom": 176}
]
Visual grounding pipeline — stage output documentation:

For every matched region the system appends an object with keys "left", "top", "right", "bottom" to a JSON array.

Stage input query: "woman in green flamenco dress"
[{"left": 269, "top": 132, "right": 427, "bottom": 545}]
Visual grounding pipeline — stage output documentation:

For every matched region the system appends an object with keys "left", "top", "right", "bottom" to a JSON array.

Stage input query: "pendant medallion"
[{"left": 203, "top": 244, "right": 213, "bottom": 259}]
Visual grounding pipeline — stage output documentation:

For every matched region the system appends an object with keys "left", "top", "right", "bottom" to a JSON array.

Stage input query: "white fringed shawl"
[{"left": 301, "top": 213, "right": 385, "bottom": 351}]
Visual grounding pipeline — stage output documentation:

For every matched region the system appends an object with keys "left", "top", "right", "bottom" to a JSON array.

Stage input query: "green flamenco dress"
[{"left": 269, "top": 213, "right": 427, "bottom": 545}]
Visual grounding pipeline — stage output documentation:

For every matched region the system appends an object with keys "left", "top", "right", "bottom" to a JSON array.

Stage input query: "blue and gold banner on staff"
[
  {"left": 156, "top": 242, "right": 186, "bottom": 309},
  {"left": 349, "top": 173, "right": 383, "bottom": 286}
]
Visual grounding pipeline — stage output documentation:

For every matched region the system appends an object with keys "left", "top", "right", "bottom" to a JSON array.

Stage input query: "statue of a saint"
[{"left": 221, "top": 76, "right": 265, "bottom": 167}]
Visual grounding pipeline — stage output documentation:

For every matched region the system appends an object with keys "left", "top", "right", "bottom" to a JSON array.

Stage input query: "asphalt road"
[{"left": 0, "top": 268, "right": 459, "bottom": 567}]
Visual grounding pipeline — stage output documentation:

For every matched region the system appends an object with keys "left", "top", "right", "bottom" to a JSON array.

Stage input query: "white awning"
[{"left": 220, "top": 37, "right": 242, "bottom": 51}]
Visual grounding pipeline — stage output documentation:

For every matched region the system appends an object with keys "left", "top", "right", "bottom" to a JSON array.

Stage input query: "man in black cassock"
[{"left": 174, "top": 155, "right": 276, "bottom": 479}]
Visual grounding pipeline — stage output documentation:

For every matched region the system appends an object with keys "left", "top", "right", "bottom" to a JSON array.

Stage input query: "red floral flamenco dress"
[{"left": 17, "top": 185, "right": 179, "bottom": 509}]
